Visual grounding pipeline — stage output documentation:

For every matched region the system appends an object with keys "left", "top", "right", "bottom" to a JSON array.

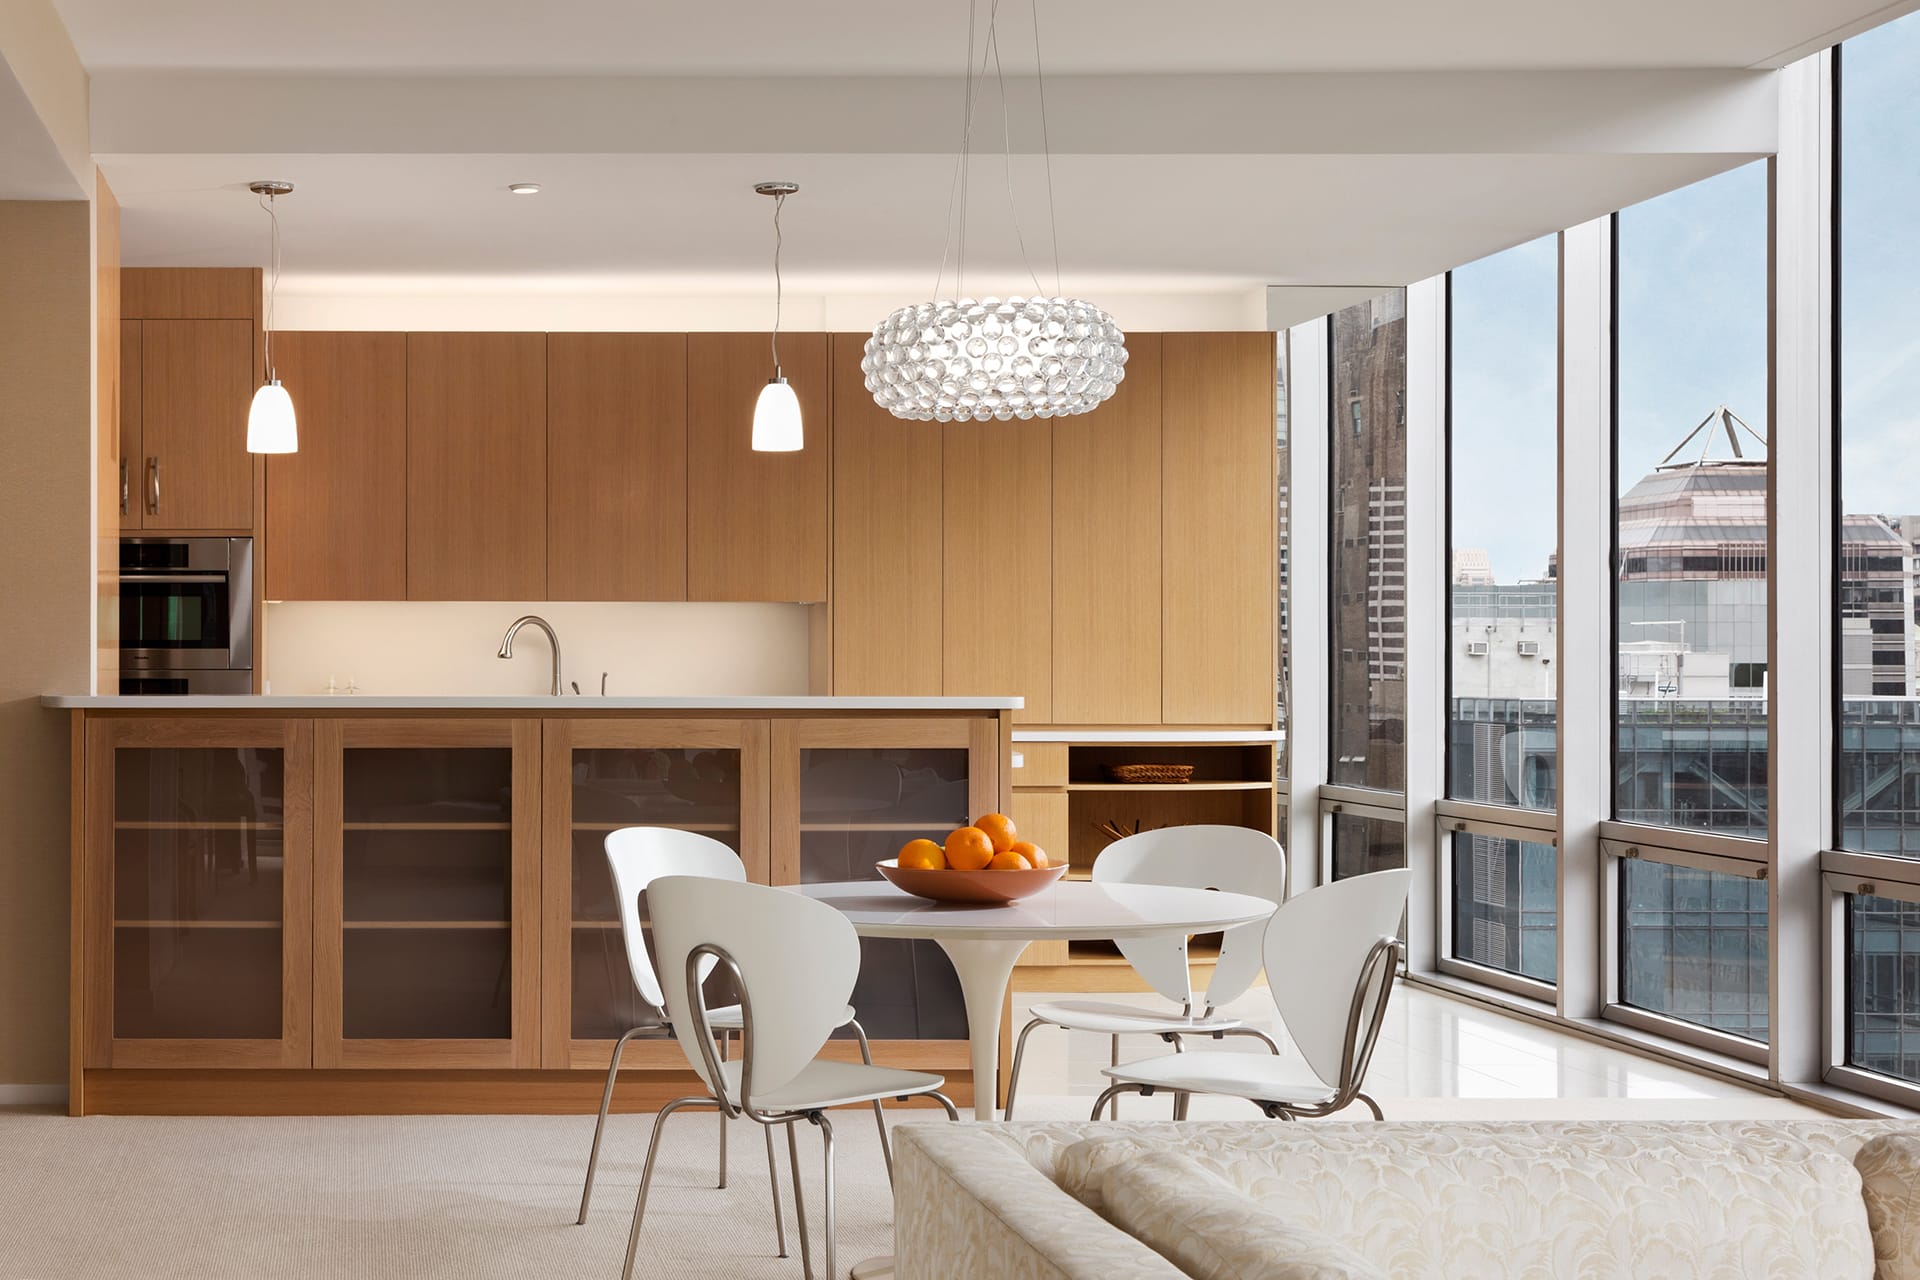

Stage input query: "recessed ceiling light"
[{"left": 507, "top": 182, "right": 541, "bottom": 195}]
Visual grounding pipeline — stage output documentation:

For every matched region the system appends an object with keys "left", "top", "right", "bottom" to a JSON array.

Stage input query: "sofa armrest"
[{"left": 894, "top": 1124, "right": 1192, "bottom": 1280}]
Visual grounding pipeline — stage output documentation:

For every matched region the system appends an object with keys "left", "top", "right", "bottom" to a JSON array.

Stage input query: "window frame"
[{"left": 1436, "top": 807, "right": 1560, "bottom": 999}]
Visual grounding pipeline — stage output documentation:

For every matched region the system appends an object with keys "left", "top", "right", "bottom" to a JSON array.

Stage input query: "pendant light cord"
[
  {"left": 988, "top": 11, "right": 1046, "bottom": 298},
  {"left": 1031, "top": 0, "right": 1063, "bottom": 297},
  {"left": 769, "top": 190, "right": 787, "bottom": 379},
  {"left": 259, "top": 192, "right": 282, "bottom": 379}
]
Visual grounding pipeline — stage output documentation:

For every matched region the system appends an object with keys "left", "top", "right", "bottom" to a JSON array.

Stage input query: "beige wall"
[
  {"left": 0, "top": 201, "right": 94, "bottom": 1089},
  {"left": 263, "top": 601, "right": 810, "bottom": 697}
]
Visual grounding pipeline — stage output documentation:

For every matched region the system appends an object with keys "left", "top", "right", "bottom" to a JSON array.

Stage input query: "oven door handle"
[{"left": 121, "top": 573, "right": 229, "bottom": 585}]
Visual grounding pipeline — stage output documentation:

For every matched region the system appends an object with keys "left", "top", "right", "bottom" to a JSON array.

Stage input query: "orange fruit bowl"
[{"left": 876, "top": 858, "right": 1068, "bottom": 905}]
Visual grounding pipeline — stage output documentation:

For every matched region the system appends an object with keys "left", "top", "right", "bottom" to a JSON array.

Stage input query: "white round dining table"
[{"left": 794, "top": 878, "right": 1278, "bottom": 1121}]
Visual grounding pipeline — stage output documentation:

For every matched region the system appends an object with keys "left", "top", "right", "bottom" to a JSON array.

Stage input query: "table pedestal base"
[
  {"left": 934, "top": 936, "right": 1029, "bottom": 1121},
  {"left": 850, "top": 1256, "right": 895, "bottom": 1279}
]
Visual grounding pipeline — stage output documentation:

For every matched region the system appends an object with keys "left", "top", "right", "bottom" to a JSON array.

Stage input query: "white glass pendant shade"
[
  {"left": 864, "top": 295, "right": 1127, "bottom": 422},
  {"left": 247, "top": 380, "right": 298, "bottom": 453},
  {"left": 752, "top": 377, "right": 803, "bottom": 452}
]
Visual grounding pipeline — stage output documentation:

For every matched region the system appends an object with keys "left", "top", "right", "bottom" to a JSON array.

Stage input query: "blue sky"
[{"left": 1448, "top": 6, "right": 1917, "bottom": 581}]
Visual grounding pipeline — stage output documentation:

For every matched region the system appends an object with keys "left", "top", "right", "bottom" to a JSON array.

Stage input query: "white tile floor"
[{"left": 999, "top": 980, "right": 1828, "bottom": 1121}]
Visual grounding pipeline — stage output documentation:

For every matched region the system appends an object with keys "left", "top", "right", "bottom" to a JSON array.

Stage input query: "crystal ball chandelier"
[
  {"left": 867, "top": 0, "right": 1126, "bottom": 423},
  {"left": 864, "top": 295, "right": 1127, "bottom": 422}
]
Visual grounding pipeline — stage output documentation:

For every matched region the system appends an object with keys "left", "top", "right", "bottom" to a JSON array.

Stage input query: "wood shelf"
[
  {"left": 799, "top": 821, "right": 963, "bottom": 832},
  {"left": 341, "top": 920, "right": 511, "bottom": 930},
  {"left": 342, "top": 822, "right": 512, "bottom": 831},
  {"left": 114, "top": 821, "right": 279, "bottom": 831},
  {"left": 571, "top": 920, "right": 623, "bottom": 930},
  {"left": 569, "top": 822, "right": 737, "bottom": 834},
  {"left": 1066, "top": 781, "right": 1272, "bottom": 793},
  {"left": 113, "top": 919, "right": 279, "bottom": 929}
]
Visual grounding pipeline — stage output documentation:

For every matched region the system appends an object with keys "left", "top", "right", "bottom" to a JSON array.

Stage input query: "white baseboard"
[{"left": 0, "top": 1084, "right": 69, "bottom": 1106}]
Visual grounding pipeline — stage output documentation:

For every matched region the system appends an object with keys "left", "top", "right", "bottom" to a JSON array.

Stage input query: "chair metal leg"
[
  {"left": 763, "top": 1121, "right": 788, "bottom": 1258},
  {"left": 717, "top": 1030, "right": 730, "bottom": 1188},
  {"left": 577, "top": 1025, "right": 644, "bottom": 1225},
  {"left": 813, "top": 1112, "right": 838, "bottom": 1280},
  {"left": 1090, "top": 1081, "right": 1137, "bottom": 1120},
  {"left": 1224, "top": 1026, "right": 1284, "bottom": 1054},
  {"left": 621, "top": 1096, "right": 710, "bottom": 1280},
  {"left": 1110, "top": 1034, "right": 1121, "bottom": 1118},
  {"left": 1356, "top": 1091, "right": 1385, "bottom": 1120},
  {"left": 849, "top": 1017, "right": 893, "bottom": 1186},
  {"left": 786, "top": 1120, "right": 814, "bottom": 1280},
  {"left": 927, "top": 1090, "right": 961, "bottom": 1120},
  {"left": 1002, "top": 1016, "right": 1047, "bottom": 1120},
  {"left": 1173, "top": 1092, "right": 1190, "bottom": 1121}
]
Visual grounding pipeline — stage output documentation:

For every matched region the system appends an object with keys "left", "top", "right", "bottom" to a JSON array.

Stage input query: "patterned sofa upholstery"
[{"left": 894, "top": 1118, "right": 1920, "bottom": 1280}]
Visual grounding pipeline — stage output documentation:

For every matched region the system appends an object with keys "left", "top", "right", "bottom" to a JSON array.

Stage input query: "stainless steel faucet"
[{"left": 497, "top": 615, "right": 563, "bottom": 695}]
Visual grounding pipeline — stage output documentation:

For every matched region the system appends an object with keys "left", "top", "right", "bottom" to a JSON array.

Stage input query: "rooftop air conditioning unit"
[
  {"left": 1517, "top": 640, "right": 1541, "bottom": 658},
  {"left": 1466, "top": 641, "right": 1490, "bottom": 657}
]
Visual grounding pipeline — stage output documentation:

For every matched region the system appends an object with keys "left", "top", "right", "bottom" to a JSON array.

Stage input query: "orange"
[
  {"left": 897, "top": 838, "right": 946, "bottom": 871},
  {"left": 1009, "top": 840, "right": 1048, "bottom": 869},
  {"left": 974, "top": 813, "right": 1018, "bottom": 853},
  {"left": 988, "top": 849, "right": 1032, "bottom": 871},
  {"left": 944, "top": 826, "right": 995, "bottom": 871}
]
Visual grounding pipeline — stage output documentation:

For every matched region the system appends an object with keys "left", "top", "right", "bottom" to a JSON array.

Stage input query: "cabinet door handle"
[
  {"left": 147, "top": 457, "right": 160, "bottom": 516},
  {"left": 119, "top": 458, "right": 129, "bottom": 516}
]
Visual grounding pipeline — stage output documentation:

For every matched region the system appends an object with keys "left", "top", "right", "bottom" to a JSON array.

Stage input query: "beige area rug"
[{"left": 0, "top": 1105, "right": 902, "bottom": 1280}]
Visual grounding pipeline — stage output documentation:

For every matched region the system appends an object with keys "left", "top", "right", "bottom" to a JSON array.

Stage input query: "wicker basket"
[{"left": 1102, "top": 763, "right": 1195, "bottom": 784}]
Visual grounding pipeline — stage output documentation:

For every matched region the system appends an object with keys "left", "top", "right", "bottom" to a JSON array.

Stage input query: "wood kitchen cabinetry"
[
  {"left": 538, "top": 717, "right": 768, "bottom": 1070},
  {"left": 1161, "top": 333, "right": 1277, "bottom": 724},
  {"left": 406, "top": 333, "right": 549, "bottom": 601},
  {"left": 943, "top": 418, "right": 1054, "bottom": 722},
  {"left": 686, "top": 332, "right": 831, "bottom": 602},
  {"left": 1052, "top": 332, "right": 1165, "bottom": 724},
  {"left": 69, "top": 703, "right": 1008, "bottom": 1114},
  {"left": 80, "top": 716, "right": 313, "bottom": 1069},
  {"left": 119, "top": 268, "right": 262, "bottom": 534},
  {"left": 313, "top": 719, "right": 541, "bottom": 1068},
  {"left": 547, "top": 334, "right": 689, "bottom": 601},
  {"left": 264, "top": 331, "right": 408, "bottom": 600},
  {"left": 830, "top": 334, "right": 944, "bottom": 694}
]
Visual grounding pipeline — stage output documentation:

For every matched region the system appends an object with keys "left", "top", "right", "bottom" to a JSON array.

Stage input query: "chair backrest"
[
  {"left": 1092, "top": 825, "right": 1288, "bottom": 1010},
  {"left": 604, "top": 826, "right": 747, "bottom": 1013},
  {"left": 1263, "top": 868, "right": 1411, "bottom": 1090},
  {"left": 647, "top": 876, "right": 860, "bottom": 1107}
]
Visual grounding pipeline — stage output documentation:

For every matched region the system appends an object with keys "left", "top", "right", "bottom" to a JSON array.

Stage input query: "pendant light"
[
  {"left": 752, "top": 181, "right": 803, "bottom": 452},
  {"left": 864, "top": 0, "right": 1126, "bottom": 423},
  {"left": 246, "top": 180, "right": 297, "bottom": 454}
]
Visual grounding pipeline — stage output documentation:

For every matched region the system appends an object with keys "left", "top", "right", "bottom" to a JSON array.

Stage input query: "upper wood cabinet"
[
  {"left": 406, "top": 333, "right": 548, "bottom": 601},
  {"left": 137, "top": 319, "right": 256, "bottom": 531},
  {"left": 122, "top": 268, "right": 260, "bottom": 321},
  {"left": 118, "top": 319, "right": 142, "bottom": 531},
  {"left": 829, "top": 334, "right": 943, "bottom": 694},
  {"left": 264, "top": 332, "right": 408, "bottom": 601},
  {"left": 685, "top": 332, "right": 830, "bottom": 602},
  {"left": 547, "top": 334, "right": 688, "bottom": 601},
  {"left": 1052, "top": 333, "right": 1164, "bottom": 724},
  {"left": 943, "top": 418, "right": 1054, "bottom": 723},
  {"left": 1161, "top": 333, "right": 1276, "bottom": 724}
]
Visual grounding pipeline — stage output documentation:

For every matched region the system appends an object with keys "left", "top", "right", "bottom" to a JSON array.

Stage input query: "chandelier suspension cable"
[
  {"left": 769, "top": 189, "right": 787, "bottom": 378},
  {"left": 987, "top": 8, "right": 1047, "bottom": 299},
  {"left": 1030, "top": 0, "right": 1062, "bottom": 296},
  {"left": 259, "top": 190, "right": 282, "bottom": 378}
]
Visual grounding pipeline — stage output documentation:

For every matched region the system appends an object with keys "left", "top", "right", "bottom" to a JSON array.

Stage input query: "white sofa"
[{"left": 894, "top": 1118, "right": 1920, "bottom": 1279}]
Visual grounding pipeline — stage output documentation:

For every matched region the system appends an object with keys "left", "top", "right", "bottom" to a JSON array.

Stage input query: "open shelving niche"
[{"left": 1017, "top": 738, "right": 1279, "bottom": 969}]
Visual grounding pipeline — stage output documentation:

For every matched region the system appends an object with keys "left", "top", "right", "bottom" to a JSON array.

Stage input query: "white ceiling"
[
  {"left": 48, "top": 0, "right": 1911, "bottom": 74},
  {"left": 51, "top": 0, "right": 1919, "bottom": 299}
]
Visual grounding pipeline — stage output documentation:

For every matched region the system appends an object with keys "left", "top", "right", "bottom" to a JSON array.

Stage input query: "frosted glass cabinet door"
[
  {"left": 85, "top": 717, "right": 314, "bottom": 1069},
  {"left": 772, "top": 718, "right": 1003, "bottom": 1047},
  {"left": 312, "top": 719, "right": 542, "bottom": 1068},
  {"left": 539, "top": 718, "right": 770, "bottom": 1069}
]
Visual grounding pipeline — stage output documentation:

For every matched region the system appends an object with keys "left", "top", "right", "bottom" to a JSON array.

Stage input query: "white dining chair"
[
  {"left": 628, "top": 875, "right": 959, "bottom": 1280},
  {"left": 574, "top": 827, "right": 890, "bottom": 1247},
  {"left": 1001, "top": 824, "right": 1288, "bottom": 1119},
  {"left": 1090, "top": 867, "right": 1412, "bottom": 1122}
]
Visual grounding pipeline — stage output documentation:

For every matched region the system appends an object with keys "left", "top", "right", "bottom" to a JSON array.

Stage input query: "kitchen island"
[{"left": 47, "top": 694, "right": 1016, "bottom": 1116}]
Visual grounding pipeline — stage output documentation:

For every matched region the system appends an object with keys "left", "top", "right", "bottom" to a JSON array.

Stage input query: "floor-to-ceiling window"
[
  {"left": 1445, "top": 236, "right": 1560, "bottom": 986},
  {"left": 1327, "top": 290, "right": 1409, "bottom": 879},
  {"left": 1836, "top": 10, "right": 1920, "bottom": 1088},
  {"left": 1612, "top": 161, "right": 1772, "bottom": 1044}
]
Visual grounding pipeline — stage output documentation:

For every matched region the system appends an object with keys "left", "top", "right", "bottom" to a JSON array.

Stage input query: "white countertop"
[
  {"left": 43, "top": 694, "right": 1023, "bottom": 711},
  {"left": 1011, "top": 728, "right": 1282, "bottom": 743}
]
